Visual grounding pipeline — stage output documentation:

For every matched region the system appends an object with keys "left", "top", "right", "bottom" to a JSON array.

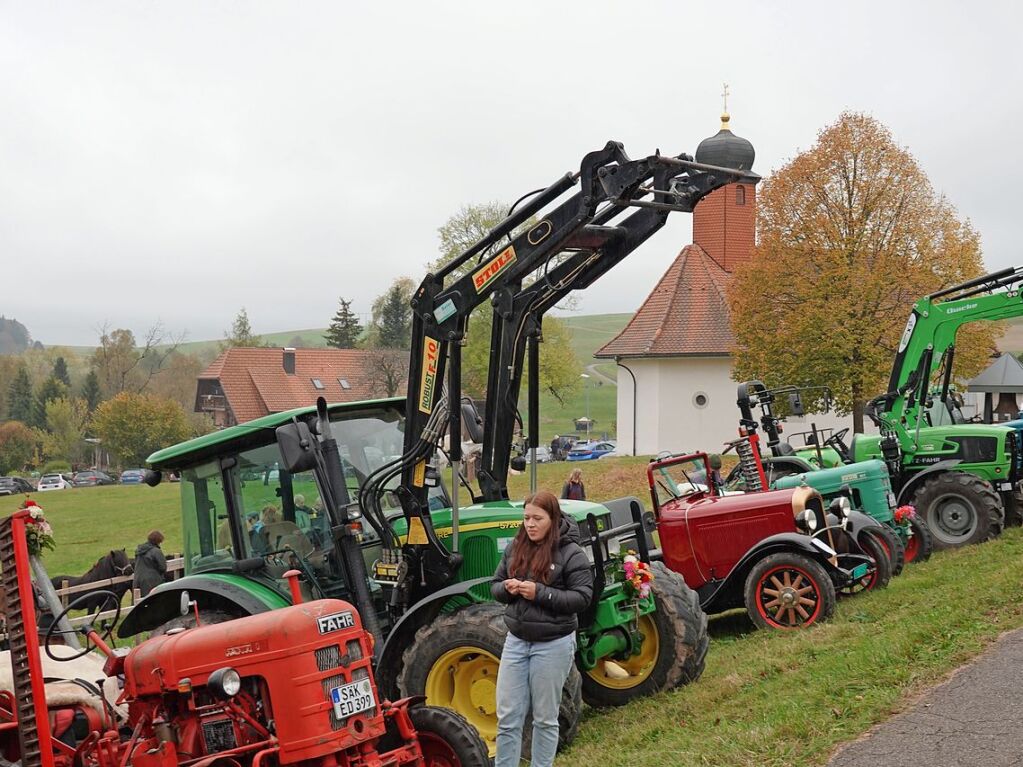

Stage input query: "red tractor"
[
  {"left": 0, "top": 509, "right": 489, "bottom": 767},
  {"left": 646, "top": 444, "right": 891, "bottom": 630}
]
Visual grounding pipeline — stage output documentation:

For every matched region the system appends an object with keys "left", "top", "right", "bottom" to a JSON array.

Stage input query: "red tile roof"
[
  {"left": 199, "top": 348, "right": 400, "bottom": 423},
  {"left": 595, "top": 244, "right": 734, "bottom": 358}
]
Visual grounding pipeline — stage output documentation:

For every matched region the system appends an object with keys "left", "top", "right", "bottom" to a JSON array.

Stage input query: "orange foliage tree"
[{"left": 728, "top": 112, "right": 999, "bottom": 432}]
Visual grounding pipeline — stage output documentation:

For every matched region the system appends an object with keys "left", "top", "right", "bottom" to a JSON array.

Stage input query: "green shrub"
[{"left": 42, "top": 460, "right": 72, "bottom": 474}]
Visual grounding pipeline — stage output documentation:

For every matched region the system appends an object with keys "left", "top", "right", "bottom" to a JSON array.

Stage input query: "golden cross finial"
[{"left": 721, "top": 83, "right": 730, "bottom": 114}]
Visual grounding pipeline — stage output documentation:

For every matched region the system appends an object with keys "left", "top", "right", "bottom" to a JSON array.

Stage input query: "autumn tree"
[
  {"left": 0, "top": 421, "right": 36, "bottom": 474},
  {"left": 429, "top": 203, "right": 581, "bottom": 403},
  {"left": 6, "top": 365, "right": 33, "bottom": 423},
  {"left": 222, "top": 308, "right": 267, "bottom": 349},
  {"left": 92, "top": 324, "right": 182, "bottom": 398},
  {"left": 367, "top": 279, "right": 414, "bottom": 349},
  {"left": 148, "top": 351, "right": 205, "bottom": 412},
  {"left": 325, "top": 297, "right": 363, "bottom": 349},
  {"left": 91, "top": 392, "right": 193, "bottom": 466},
  {"left": 728, "top": 112, "right": 997, "bottom": 432},
  {"left": 38, "top": 397, "right": 89, "bottom": 465}
]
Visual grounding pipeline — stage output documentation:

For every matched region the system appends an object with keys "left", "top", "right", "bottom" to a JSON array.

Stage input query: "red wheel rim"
[
  {"left": 419, "top": 732, "right": 462, "bottom": 767},
  {"left": 904, "top": 533, "right": 920, "bottom": 563},
  {"left": 755, "top": 564, "right": 823, "bottom": 629}
]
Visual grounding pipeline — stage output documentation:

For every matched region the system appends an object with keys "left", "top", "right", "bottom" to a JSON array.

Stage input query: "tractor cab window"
[
  {"left": 652, "top": 456, "right": 714, "bottom": 508},
  {"left": 180, "top": 460, "right": 233, "bottom": 573}
]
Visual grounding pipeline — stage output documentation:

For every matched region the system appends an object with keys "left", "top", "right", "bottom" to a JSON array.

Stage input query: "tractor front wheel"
[
  {"left": 744, "top": 553, "right": 836, "bottom": 630},
  {"left": 397, "top": 602, "right": 582, "bottom": 759},
  {"left": 840, "top": 530, "right": 892, "bottom": 596},
  {"left": 580, "top": 562, "right": 708, "bottom": 708},
  {"left": 912, "top": 472, "right": 1003, "bottom": 550},
  {"left": 408, "top": 705, "right": 490, "bottom": 767},
  {"left": 875, "top": 525, "right": 905, "bottom": 577},
  {"left": 904, "top": 515, "right": 933, "bottom": 564}
]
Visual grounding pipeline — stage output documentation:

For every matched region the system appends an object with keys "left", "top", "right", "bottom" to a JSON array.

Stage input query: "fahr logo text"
[
  {"left": 418, "top": 336, "right": 440, "bottom": 414},
  {"left": 472, "top": 245, "right": 517, "bottom": 293},
  {"left": 318, "top": 611, "right": 356, "bottom": 634}
]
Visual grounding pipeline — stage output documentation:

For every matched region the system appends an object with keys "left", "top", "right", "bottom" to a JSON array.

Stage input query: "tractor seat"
[{"left": 263, "top": 522, "right": 303, "bottom": 551}]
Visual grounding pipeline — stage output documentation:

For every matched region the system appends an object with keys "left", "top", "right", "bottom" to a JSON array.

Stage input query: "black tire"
[
  {"left": 408, "top": 704, "right": 491, "bottom": 767},
  {"left": 911, "top": 472, "right": 1004, "bottom": 550},
  {"left": 397, "top": 602, "right": 582, "bottom": 759},
  {"left": 1004, "top": 490, "right": 1023, "bottom": 527},
  {"left": 904, "top": 514, "right": 933, "bottom": 563},
  {"left": 580, "top": 561, "right": 708, "bottom": 708},
  {"left": 150, "top": 608, "right": 240, "bottom": 636},
  {"left": 744, "top": 553, "right": 836, "bottom": 630},
  {"left": 876, "top": 524, "right": 905, "bottom": 577},
  {"left": 840, "top": 530, "right": 892, "bottom": 596}
]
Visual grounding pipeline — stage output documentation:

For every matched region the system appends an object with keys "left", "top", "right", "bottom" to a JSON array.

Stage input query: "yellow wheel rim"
[
  {"left": 584, "top": 614, "right": 660, "bottom": 690},
  {"left": 425, "top": 645, "right": 500, "bottom": 756}
]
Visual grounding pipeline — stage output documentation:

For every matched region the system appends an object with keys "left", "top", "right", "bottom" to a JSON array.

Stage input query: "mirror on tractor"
[
  {"left": 143, "top": 469, "right": 162, "bottom": 487},
  {"left": 788, "top": 392, "right": 805, "bottom": 417},
  {"left": 179, "top": 590, "right": 191, "bottom": 617},
  {"left": 461, "top": 399, "right": 484, "bottom": 443},
  {"left": 276, "top": 420, "right": 318, "bottom": 474}
]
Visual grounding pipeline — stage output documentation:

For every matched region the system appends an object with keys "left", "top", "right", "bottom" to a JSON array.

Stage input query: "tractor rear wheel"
[
  {"left": 580, "top": 562, "right": 708, "bottom": 707},
  {"left": 408, "top": 705, "right": 490, "bottom": 767},
  {"left": 840, "top": 530, "right": 892, "bottom": 596},
  {"left": 397, "top": 602, "right": 582, "bottom": 759},
  {"left": 744, "top": 553, "right": 836, "bottom": 630},
  {"left": 875, "top": 525, "right": 905, "bottom": 577},
  {"left": 911, "top": 472, "right": 1003, "bottom": 550},
  {"left": 904, "top": 515, "right": 933, "bottom": 564}
]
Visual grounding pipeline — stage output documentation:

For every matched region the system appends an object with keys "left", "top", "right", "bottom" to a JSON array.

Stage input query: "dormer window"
[
  {"left": 312, "top": 378, "right": 325, "bottom": 390},
  {"left": 735, "top": 185, "right": 746, "bottom": 206},
  {"left": 338, "top": 378, "right": 351, "bottom": 390}
]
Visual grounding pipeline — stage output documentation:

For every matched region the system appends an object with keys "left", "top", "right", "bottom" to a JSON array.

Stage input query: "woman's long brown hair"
[{"left": 508, "top": 490, "right": 562, "bottom": 585}]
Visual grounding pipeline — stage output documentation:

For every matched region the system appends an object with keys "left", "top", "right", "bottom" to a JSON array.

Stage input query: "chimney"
[{"left": 283, "top": 348, "right": 296, "bottom": 375}]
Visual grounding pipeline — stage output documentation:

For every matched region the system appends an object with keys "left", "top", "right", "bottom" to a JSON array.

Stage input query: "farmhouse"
[{"left": 595, "top": 113, "right": 851, "bottom": 455}]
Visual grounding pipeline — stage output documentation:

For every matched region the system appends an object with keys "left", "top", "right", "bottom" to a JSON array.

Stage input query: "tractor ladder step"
[{"left": 0, "top": 518, "right": 44, "bottom": 767}]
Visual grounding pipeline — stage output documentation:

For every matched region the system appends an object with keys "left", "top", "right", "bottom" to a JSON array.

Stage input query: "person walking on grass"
[
  {"left": 491, "top": 490, "right": 594, "bottom": 767},
  {"left": 561, "top": 468, "right": 586, "bottom": 501},
  {"left": 133, "top": 530, "right": 167, "bottom": 597}
]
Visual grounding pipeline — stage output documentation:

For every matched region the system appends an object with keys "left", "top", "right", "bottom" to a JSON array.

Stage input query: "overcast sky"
[{"left": 4, "top": 1, "right": 1022, "bottom": 347}]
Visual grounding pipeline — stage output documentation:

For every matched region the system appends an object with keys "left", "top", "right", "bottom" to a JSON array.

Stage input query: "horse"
[{"left": 49, "top": 550, "right": 134, "bottom": 614}]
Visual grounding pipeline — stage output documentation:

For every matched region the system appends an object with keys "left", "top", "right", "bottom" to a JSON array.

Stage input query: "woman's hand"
[
  {"left": 516, "top": 580, "right": 537, "bottom": 601},
  {"left": 504, "top": 578, "right": 522, "bottom": 596}
]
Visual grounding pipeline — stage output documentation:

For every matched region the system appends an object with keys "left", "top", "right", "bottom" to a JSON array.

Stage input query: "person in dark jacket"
[
  {"left": 491, "top": 490, "right": 593, "bottom": 767},
  {"left": 133, "top": 530, "right": 167, "bottom": 597},
  {"left": 560, "top": 468, "right": 586, "bottom": 501}
]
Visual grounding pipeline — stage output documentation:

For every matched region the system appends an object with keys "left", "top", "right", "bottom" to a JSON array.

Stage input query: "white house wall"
[{"left": 612, "top": 356, "right": 858, "bottom": 456}]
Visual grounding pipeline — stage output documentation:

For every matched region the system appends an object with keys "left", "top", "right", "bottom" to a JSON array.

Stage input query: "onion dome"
[{"left": 695, "top": 113, "right": 755, "bottom": 171}]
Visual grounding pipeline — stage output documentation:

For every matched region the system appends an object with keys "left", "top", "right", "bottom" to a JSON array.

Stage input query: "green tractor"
[
  {"left": 121, "top": 141, "right": 756, "bottom": 754},
  {"left": 791, "top": 268, "right": 1023, "bottom": 549},
  {"left": 724, "top": 381, "right": 932, "bottom": 566}
]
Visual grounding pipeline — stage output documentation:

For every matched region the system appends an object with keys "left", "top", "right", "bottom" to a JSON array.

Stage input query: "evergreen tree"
[
  {"left": 33, "top": 376, "right": 67, "bottom": 430},
  {"left": 7, "top": 366, "right": 33, "bottom": 423},
  {"left": 222, "top": 308, "right": 267, "bottom": 349},
  {"left": 374, "top": 284, "right": 413, "bottom": 349},
  {"left": 53, "top": 356, "right": 71, "bottom": 387},
  {"left": 324, "top": 297, "right": 363, "bottom": 349},
  {"left": 81, "top": 370, "right": 101, "bottom": 413}
]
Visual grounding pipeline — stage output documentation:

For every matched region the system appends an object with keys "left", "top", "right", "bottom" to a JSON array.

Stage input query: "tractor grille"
[
  {"left": 316, "top": 645, "right": 342, "bottom": 671},
  {"left": 461, "top": 536, "right": 498, "bottom": 601},
  {"left": 201, "top": 718, "right": 237, "bottom": 752}
]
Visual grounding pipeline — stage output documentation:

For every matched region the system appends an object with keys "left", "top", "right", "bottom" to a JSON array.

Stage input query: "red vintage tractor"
[
  {"left": 0, "top": 509, "right": 489, "bottom": 767},
  {"left": 646, "top": 443, "right": 891, "bottom": 630}
]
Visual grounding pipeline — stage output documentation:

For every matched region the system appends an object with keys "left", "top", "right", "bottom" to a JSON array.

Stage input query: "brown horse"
[{"left": 50, "top": 550, "right": 134, "bottom": 613}]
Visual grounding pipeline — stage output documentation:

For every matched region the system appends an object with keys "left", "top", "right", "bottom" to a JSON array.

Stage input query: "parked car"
[
  {"left": 120, "top": 468, "right": 147, "bottom": 485},
  {"left": 72, "top": 470, "right": 117, "bottom": 487},
  {"left": 524, "top": 446, "right": 554, "bottom": 464},
  {"left": 566, "top": 440, "right": 617, "bottom": 461},
  {"left": 37, "top": 473, "right": 72, "bottom": 491},
  {"left": 0, "top": 476, "right": 34, "bottom": 495}
]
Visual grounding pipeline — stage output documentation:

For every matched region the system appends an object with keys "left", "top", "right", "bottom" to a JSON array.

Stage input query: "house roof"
[
  {"left": 594, "top": 244, "right": 734, "bottom": 359},
  {"left": 198, "top": 348, "right": 393, "bottom": 423},
  {"left": 966, "top": 353, "right": 1023, "bottom": 393}
]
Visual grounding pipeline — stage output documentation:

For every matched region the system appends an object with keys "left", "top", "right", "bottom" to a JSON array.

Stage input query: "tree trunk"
[{"left": 853, "top": 399, "right": 865, "bottom": 434}]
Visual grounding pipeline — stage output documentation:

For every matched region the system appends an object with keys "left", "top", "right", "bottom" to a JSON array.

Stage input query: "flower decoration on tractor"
[
  {"left": 610, "top": 550, "right": 654, "bottom": 600},
  {"left": 19, "top": 499, "right": 55, "bottom": 557},
  {"left": 893, "top": 504, "right": 916, "bottom": 524}
]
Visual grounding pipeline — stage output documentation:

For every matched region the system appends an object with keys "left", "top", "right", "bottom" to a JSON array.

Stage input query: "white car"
[{"left": 37, "top": 473, "right": 72, "bottom": 491}]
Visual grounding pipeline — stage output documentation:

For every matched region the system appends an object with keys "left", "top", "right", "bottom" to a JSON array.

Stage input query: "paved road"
[{"left": 828, "top": 628, "right": 1023, "bottom": 767}]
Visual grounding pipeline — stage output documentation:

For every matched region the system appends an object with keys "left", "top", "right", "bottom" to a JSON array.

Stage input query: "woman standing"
[
  {"left": 133, "top": 530, "right": 167, "bottom": 597},
  {"left": 491, "top": 490, "right": 593, "bottom": 767},
  {"left": 561, "top": 469, "right": 586, "bottom": 501}
]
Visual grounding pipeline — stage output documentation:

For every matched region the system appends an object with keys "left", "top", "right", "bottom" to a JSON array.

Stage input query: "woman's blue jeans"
[{"left": 495, "top": 632, "right": 576, "bottom": 767}]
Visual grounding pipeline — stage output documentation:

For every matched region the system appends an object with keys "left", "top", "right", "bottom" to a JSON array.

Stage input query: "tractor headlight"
[
  {"left": 829, "top": 497, "right": 851, "bottom": 518},
  {"left": 208, "top": 667, "right": 242, "bottom": 699},
  {"left": 798, "top": 509, "right": 818, "bottom": 532}
]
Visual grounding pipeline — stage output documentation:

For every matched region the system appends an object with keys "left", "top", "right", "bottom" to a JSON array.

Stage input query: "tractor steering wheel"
[
  {"left": 44, "top": 590, "right": 122, "bottom": 661},
  {"left": 824, "top": 428, "right": 850, "bottom": 452}
]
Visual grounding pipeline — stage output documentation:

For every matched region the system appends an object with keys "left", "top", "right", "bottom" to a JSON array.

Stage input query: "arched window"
[{"left": 735, "top": 185, "right": 746, "bottom": 206}]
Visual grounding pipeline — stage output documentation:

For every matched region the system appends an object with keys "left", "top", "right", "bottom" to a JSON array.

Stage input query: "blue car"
[
  {"left": 566, "top": 440, "right": 617, "bottom": 461},
  {"left": 120, "top": 468, "right": 146, "bottom": 485}
]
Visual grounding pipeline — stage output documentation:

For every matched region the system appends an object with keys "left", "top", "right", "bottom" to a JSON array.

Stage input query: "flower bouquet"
[
  {"left": 609, "top": 550, "right": 654, "bottom": 601},
  {"left": 893, "top": 504, "right": 916, "bottom": 524},
  {"left": 20, "top": 499, "right": 56, "bottom": 557}
]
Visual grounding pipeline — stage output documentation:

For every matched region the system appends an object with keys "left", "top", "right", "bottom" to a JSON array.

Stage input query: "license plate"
[
  {"left": 851, "top": 563, "right": 869, "bottom": 580},
  {"left": 330, "top": 679, "right": 375, "bottom": 719},
  {"left": 999, "top": 482, "right": 1013, "bottom": 492}
]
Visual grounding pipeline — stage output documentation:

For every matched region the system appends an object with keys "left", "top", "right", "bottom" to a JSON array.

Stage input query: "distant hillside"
[{"left": 0, "top": 317, "right": 32, "bottom": 354}]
